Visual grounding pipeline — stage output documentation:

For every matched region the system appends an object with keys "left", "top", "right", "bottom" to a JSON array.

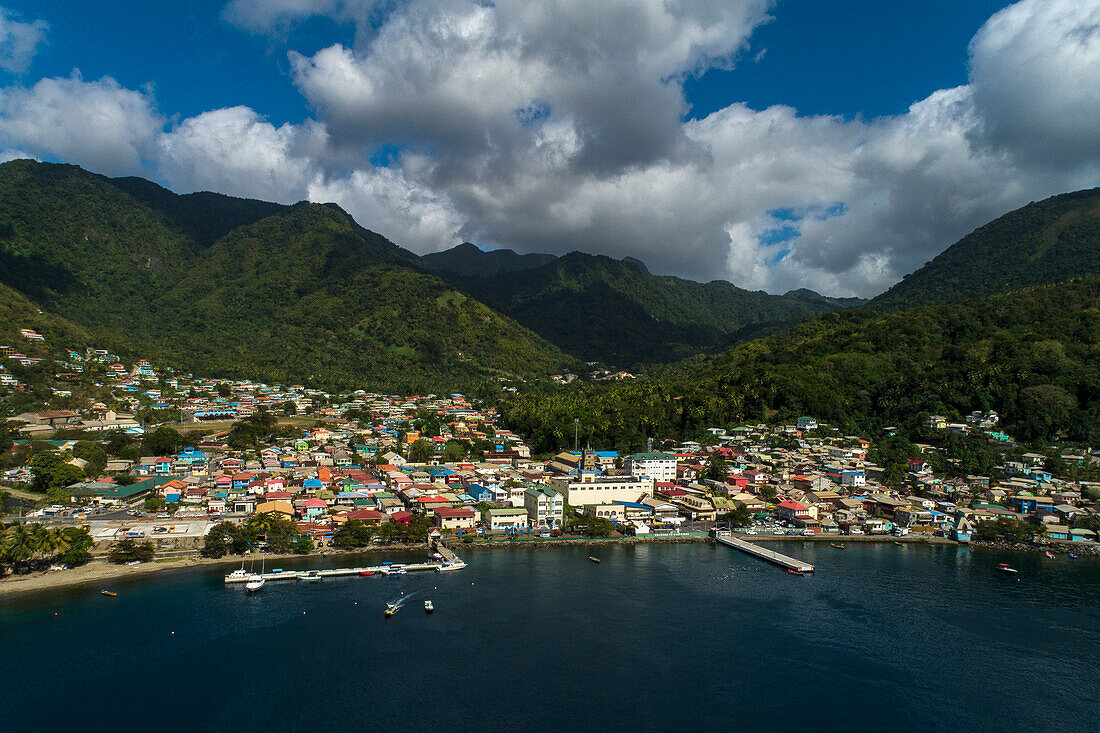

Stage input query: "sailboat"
[{"left": 246, "top": 556, "right": 265, "bottom": 592}]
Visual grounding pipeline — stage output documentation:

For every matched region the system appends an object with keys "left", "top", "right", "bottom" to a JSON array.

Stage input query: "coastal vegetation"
[
  {"left": 107, "top": 538, "right": 155, "bottom": 564},
  {"left": 0, "top": 523, "right": 94, "bottom": 574}
]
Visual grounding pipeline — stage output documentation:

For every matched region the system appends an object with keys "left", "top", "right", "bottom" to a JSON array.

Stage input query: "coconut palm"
[{"left": 1, "top": 523, "right": 39, "bottom": 569}]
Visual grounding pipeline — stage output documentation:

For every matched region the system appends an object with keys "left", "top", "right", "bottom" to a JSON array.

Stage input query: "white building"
[
  {"left": 485, "top": 507, "right": 529, "bottom": 531},
  {"left": 796, "top": 416, "right": 818, "bottom": 431},
  {"left": 547, "top": 474, "right": 653, "bottom": 507},
  {"left": 625, "top": 452, "right": 677, "bottom": 483}
]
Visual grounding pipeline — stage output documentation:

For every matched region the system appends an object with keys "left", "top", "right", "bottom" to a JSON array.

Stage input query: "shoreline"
[
  {"left": 4, "top": 532, "right": 1088, "bottom": 598},
  {"left": 0, "top": 544, "right": 426, "bottom": 599}
]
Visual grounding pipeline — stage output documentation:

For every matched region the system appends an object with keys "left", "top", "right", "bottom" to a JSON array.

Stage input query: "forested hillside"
[
  {"left": 0, "top": 160, "right": 575, "bottom": 391},
  {"left": 500, "top": 278, "right": 1100, "bottom": 453},
  {"left": 440, "top": 250, "right": 863, "bottom": 365},
  {"left": 872, "top": 188, "right": 1100, "bottom": 310}
]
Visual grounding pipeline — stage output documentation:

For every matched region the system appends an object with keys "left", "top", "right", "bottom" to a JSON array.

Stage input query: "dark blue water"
[{"left": 2, "top": 542, "right": 1098, "bottom": 732}]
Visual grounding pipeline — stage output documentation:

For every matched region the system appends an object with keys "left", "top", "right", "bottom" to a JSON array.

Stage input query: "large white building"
[
  {"left": 547, "top": 473, "right": 653, "bottom": 507},
  {"left": 625, "top": 452, "right": 678, "bottom": 483}
]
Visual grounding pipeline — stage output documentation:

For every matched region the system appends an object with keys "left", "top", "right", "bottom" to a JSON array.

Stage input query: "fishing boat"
[
  {"left": 424, "top": 600, "right": 434, "bottom": 613},
  {"left": 995, "top": 562, "right": 1018, "bottom": 574},
  {"left": 100, "top": 590, "right": 117, "bottom": 597},
  {"left": 385, "top": 603, "right": 398, "bottom": 617},
  {"left": 298, "top": 570, "right": 322, "bottom": 582},
  {"left": 359, "top": 571, "right": 374, "bottom": 577},
  {"left": 830, "top": 543, "right": 845, "bottom": 549},
  {"left": 589, "top": 556, "right": 600, "bottom": 563}
]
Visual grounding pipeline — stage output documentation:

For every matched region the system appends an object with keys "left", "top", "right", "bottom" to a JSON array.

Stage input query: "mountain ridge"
[
  {"left": 872, "top": 187, "right": 1100, "bottom": 310},
  {"left": 0, "top": 160, "right": 575, "bottom": 391}
]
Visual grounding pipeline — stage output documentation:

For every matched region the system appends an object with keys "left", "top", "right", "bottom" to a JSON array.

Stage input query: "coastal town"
[{"left": 3, "top": 337, "right": 1100, "bottom": 587}]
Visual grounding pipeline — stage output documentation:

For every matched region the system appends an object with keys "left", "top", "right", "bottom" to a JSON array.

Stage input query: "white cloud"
[
  {"left": 969, "top": 0, "right": 1100, "bottom": 167},
  {"left": 273, "top": 0, "right": 1100, "bottom": 296},
  {"left": 0, "top": 73, "right": 162, "bottom": 176},
  {"left": 1, "top": 0, "right": 1098, "bottom": 297},
  {"left": 157, "top": 106, "right": 320, "bottom": 203},
  {"left": 308, "top": 166, "right": 466, "bottom": 253},
  {"left": 0, "top": 7, "right": 47, "bottom": 74}
]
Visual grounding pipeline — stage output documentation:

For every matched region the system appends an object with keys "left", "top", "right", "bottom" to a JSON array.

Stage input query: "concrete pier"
[
  {"left": 224, "top": 552, "right": 466, "bottom": 584},
  {"left": 715, "top": 532, "right": 815, "bottom": 573}
]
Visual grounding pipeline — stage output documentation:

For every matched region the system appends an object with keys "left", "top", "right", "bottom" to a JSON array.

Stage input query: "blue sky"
[
  {"left": 0, "top": 0, "right": 1097, "bottom": 297},
  {"left": 7, "top": 0, "right": 1011, "bottom": 125}
]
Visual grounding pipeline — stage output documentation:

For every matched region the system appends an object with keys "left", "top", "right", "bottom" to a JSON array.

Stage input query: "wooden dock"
[
  {"left": 715, "top": 532, "right": 815, "bottom": 573},
  {"left": 224, "top": 552, "right": 466, "bottom": 584}
]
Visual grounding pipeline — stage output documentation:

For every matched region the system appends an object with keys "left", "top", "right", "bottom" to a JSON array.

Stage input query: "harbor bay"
[{"left": 3, "top": 542, "right": 1098, "bottom": 732}]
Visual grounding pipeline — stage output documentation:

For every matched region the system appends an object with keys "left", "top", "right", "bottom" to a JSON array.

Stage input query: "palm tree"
[{"left": 1, "top": 523, "right": 39, "bottom": 569}]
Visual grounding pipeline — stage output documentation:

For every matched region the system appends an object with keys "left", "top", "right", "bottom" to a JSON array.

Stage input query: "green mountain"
[
  {"left": 423, "top": 242, "right": 556, "bottom": 277},
  {"left": 872, "top": 188, "right": 1100, "bottom": 310},
  {"left": 431, "top": 248, "right": 864, "bottom": 365},
  {"left": 500, "top": 278, "right": 1100, "bottom": 453},
  {"left": 0, "top": 160, "right": 574, "bottom": 391}
]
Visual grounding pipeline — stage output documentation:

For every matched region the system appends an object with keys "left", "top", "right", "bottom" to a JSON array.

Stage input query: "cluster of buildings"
[{"left": 4, "top": 337, "right": 1100, "bottom": 550}]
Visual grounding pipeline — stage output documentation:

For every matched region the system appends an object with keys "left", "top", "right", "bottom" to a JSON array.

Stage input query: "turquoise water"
[{"left": 2, "top": 542, "right": 1098, "bottom": 732}]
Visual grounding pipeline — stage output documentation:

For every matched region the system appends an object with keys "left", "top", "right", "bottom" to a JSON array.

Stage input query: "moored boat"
[
  {"left": 1045, "top": 551, "right": 1055, "bottom": 559},
  {"left": 101, "top": 589, "right": 117, "bottom": 597},
  {"left": 437, "top": 562, "right": 465, "bottom": 572},
  {"left": 995, "top": 562, "right": 1018, "bottom": 574},
  {"left": 589, "top": 556, "right": 600, "bottom": 563},
  {"left": 298, "top": 570, "right": 322, "bottom": 582},
  {"left": 245, "top": 577, "right": 265, "bottom": 592},
  {"left": 359, "top": 571, "right": 374, "bottom": 576},
  {"left": 830, "top": 543, "right": 845, "bottom": 549}
]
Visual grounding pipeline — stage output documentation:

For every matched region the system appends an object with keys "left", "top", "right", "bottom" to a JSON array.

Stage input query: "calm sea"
[{"left": 2, "top": 542, "right": 1098, "bottom": 732}]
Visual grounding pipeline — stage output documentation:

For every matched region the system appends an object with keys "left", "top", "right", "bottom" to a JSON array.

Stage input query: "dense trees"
[
  {"left": 500, "top": 279, "right": 1100, "bottom": 452},
  {"left": 0, "top": 160, "right": 575, "bottom": 393},
  {"left": 28, "top": 452, "right": 84, "bottom": 495},
  {"left": 108, "top": 539, "right": 155, "bottom": 564},
  {"left": 0, "top": 524, "right": 95, "bottom": 573},
  {"left": 871, "top": 187, "right": 1100, "bottom": 311}
]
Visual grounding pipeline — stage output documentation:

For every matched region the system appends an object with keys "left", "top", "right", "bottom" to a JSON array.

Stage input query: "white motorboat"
[
  {"left": 246, "top": 557, "right": 266, "bottom": 591},
  {"left": 298, "top": 570, "right": 322, "bottom": 582},
  {"left": 437, "top": 562, "right": 466, "bottom": 572},
  {"left": 424, "top": 600, "right": 434, "bottom": 613}
]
